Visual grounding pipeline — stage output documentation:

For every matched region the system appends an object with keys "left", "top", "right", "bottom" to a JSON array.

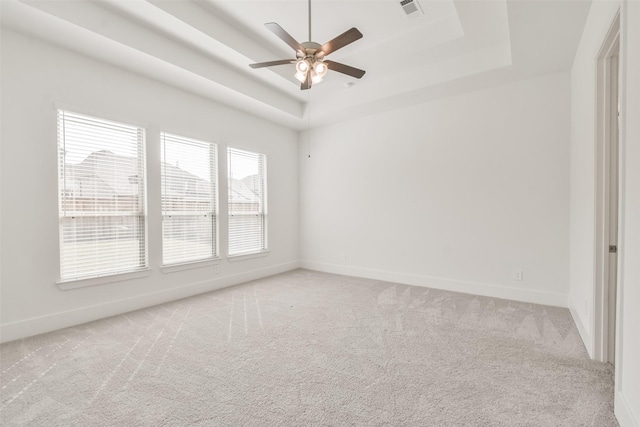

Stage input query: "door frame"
[{"left": 593, "top": 11, "right": 620, "bottom": 364}]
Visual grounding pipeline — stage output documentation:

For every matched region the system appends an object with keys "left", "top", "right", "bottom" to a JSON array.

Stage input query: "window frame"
[
  {"left": 227, "top": 147, "right": 268, "bottom": 258},
  {"left": 56, "top": 110, "right": 148, "bottom": 284},
  {"left": 160, "top": 132, "right": 219, "bottom": 267}
]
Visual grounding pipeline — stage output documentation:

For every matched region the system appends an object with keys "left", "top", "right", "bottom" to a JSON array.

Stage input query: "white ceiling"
[{"left": 0, "top": 0, "right": 591, "bottom": 130}]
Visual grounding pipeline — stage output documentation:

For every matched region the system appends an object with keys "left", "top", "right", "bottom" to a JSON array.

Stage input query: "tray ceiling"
[{"left": 0, "top": 0, "right": 591, "bottom": 129}]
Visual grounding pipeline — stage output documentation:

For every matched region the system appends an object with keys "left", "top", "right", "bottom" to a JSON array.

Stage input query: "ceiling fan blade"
[
  {"left": 324, "top": 60, "right": 366, "bottom": 79},
  {"left": 265, "top": 22, "right": 305, "bottom": 54},
  {"left": 301, "top": 71, "right": 312, "bottom": 90},
  {"left": 249, "top": 59, "right": 296, "bottom": 69},
  {"left": 319, "top": 28, "right": 363, "bottom": 56}
]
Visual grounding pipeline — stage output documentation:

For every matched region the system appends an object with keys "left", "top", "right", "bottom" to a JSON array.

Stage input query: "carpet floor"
[{"left": 0, "top": 269, "right": 617, "bottom": 426}]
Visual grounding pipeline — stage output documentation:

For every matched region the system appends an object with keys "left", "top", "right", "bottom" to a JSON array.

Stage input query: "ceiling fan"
[{"left": 249, "top": 0, "right": 366, "bottom": 90}]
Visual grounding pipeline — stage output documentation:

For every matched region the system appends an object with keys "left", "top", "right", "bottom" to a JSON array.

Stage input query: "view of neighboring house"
[
  {"left": 60, "top": 150, "right": 261, "bottom": 243},
  {"left": 62, "top": 150, "right": 141, "bottom": 213}
]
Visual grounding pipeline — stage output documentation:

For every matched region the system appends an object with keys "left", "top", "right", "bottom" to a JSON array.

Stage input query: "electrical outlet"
[
  {"left": 338, "top": 252, "right": 346, "bottom": 261},
  {"left": 213, "top": 265, "right": 220, "bottom": 274},
  {"left": 514, "top": 270, "right": 523, "bottom": 281}
]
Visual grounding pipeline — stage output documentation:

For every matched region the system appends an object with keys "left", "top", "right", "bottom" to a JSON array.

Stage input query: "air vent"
[{"left": 400, "top": 0, "right": 424, "bottom": 18}]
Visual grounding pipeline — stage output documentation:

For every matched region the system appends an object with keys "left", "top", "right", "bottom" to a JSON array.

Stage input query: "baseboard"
[
  {"left": 300, "top": 261, "right": 567, "bottom": 307},
  {"left": 0, "top": 261, "right": 299, "bottom": 344},
  {"left": 568, "top": 299, "right": 594, "bottom": 359},
  {"left": 616, "top": 391, "right": 640, "bottom": 427}
]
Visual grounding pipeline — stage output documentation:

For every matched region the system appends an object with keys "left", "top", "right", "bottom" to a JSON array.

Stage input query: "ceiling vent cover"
[{"left": 400, "top": 0, "right": 424, "bottom": 18}]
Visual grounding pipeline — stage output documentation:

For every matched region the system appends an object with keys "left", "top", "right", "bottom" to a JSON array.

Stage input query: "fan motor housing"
[{"left": 298, "top": 41, "right": 323, "bottom": 59}]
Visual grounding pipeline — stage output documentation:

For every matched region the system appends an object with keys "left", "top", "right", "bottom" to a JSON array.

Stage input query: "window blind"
[
  {"left": 161, "top": 133, "right": 217, "bottom": 265},
  {"left": 228, "top": 148, "right": 267, "bottom": 256},
  {"left": 57, "top": 111, "right": 147, "bottom": 281}
]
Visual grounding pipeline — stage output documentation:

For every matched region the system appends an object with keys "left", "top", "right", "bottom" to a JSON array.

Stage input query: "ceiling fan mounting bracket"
[{"left": 302, "top": 41, "right": 321, "bottom": 50}]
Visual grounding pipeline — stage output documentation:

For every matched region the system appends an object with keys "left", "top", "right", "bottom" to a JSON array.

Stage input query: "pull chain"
[
  {"left": 307, "top": 91, "right": 312, "bottom": 158},
  {"left": 306, "top": 0, "right": 312, "bottom": 158}
]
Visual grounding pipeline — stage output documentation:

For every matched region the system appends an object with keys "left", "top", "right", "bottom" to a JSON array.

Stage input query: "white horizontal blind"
[
  {"left": 228, "top": 148, "right": 267, "bottom": 256},
  {"left": 161, "top": 133, "right": 217, "bottom": 265},
  {"left": 57, "top": 111, "right": 147, "bottom": 281}
]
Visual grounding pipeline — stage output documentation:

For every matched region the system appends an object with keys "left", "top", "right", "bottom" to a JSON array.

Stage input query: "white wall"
[
  {"left": 299, "top": 72, "right": 571, "bottom": 307},
  {"left": 568, "top": 0, "right": 621, "bottom": 358},
  {"left": 0, "top": 29, "right": 299, "bottom": 343},
  {"left": 569, "top": 0, "right": 639, "bottom": 424},
  {"left": 616, "top": 2, "right": 640, "bottom": 425}
]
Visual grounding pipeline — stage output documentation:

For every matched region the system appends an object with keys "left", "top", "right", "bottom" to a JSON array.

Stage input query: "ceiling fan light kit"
[
  {"left": 294, "top": 55, "right": 328, "bottom": 84},
  {"left": 249, "top": 0, "right": 365, "bottom": 90}
]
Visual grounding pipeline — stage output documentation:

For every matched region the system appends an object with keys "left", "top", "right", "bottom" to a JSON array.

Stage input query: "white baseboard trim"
[
  {"left": 0, "top": 261, "right": 299, "bottom": 344},
  {"left": 616, "top": 391, "right": 640, "bottom": 427},
  {"left": 300, "top": 261, "right": 567, "bottom": 307},
  {"left": 568, "top": 300, "right": 594, "bottom": 359}
]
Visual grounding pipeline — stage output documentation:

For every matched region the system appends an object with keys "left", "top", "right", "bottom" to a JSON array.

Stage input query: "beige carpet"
[{"left": 0, "top": 269, "right": 617, "bottom": 426}]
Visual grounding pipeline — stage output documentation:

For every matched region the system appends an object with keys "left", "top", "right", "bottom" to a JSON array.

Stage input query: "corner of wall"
[
  {"left": 568, "top": 296, "right": 593, "bottom": 358},
  {"left": 615, "top": 391, "right": 640, "bottom": 427}
]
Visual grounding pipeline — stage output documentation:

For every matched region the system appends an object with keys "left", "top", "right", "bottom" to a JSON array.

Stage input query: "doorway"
[{"left": 594, "top": 13, "right": 620, "bottom": 364}]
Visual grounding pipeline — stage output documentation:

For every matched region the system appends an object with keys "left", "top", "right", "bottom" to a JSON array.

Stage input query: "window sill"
[
  {"left": 57, "top": 268, "right": 151, "bottom": 290},
  {"left": 227, "top": 250, "right": 270, "bottom": 262},
  {"left": 161, "top": 258, "right": 220, "bottom": 274}
]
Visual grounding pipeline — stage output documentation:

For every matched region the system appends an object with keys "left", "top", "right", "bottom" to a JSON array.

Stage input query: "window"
[
  {"left": 161, "top": 133, "right": 218, "bottom": 265},
  {"left": 57, "top": 111, "right": 147, "bottom": 281},
  {"left": 227, "top": 148, "right": 267, "bottom": 256}
]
